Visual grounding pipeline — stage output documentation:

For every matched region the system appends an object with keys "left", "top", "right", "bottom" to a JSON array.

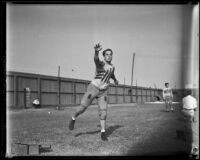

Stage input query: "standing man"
[
  {"left": 162, "top": 82, "right": 173, "bottom": 112},
  {"left": 182, "top": 89, "right": 198, "bottom": 158},
  {"left": 69, "top": 43, "right": 119, "bottom": 141}
]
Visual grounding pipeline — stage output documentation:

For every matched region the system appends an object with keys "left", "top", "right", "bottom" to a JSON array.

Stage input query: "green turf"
[{"left": 7, "top": 103, "right": 192, "bottom": 156}]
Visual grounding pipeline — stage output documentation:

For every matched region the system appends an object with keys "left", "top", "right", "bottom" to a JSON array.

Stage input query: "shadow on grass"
[
  {"left": 74, "top": 124, "right": 123, "bottom": 138},
  {"left": 105, "top": 125, "right": 124, "bottom": 137},
  {"left": 74, "top": 130, "right": 100, "bottom": 137},
  {"left": 160, "top": 109, "right": 169, "bottom": 112},
  {"left": 126, "top": 110, "right": 192, "bottom": 156}
]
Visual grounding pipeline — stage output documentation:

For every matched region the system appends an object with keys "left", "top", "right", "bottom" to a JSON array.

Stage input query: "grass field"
[{"left": 7, "top": 103, "right": 193, "bottom": 156}]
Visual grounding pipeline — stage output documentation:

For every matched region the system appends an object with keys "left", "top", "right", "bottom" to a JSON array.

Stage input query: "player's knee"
[{"left": 99, "top": 110, "right": 107, "bottom": 120}]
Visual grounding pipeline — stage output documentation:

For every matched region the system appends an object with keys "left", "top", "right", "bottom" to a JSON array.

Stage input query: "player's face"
[
  {"left": 104, "top": 51, "right": 112, "bottom": 62},
  {"left": 166, "top": 84, "right": 169, "bottom": 88}
]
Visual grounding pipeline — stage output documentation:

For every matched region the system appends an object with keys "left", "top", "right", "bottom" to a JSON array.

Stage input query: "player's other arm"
[{"left": 110, "top": 68, "right": 119, "bottom": 85}]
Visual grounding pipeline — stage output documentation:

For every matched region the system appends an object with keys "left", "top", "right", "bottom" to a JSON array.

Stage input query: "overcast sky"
[{"left": 7, "top": 4, "right": 188, "bottom": 89}]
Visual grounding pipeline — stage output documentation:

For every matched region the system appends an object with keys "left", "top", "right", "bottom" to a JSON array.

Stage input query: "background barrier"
[{"left": 7, "top": 71, "right": 184, "bottom": 108}]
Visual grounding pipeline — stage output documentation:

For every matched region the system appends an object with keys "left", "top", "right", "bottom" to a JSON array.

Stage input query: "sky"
[{"left": 7, "top": 4, "right": 191, "bottom": 89}]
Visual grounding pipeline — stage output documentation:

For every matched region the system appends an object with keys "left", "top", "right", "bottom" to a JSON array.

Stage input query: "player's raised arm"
[{"left": 94, "top": 43, "right": 103, "bottom": 65}]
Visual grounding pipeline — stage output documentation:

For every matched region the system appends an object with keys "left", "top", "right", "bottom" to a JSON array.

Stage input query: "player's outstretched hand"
[{"left": 94, "top": 43, "right": 102, "bottom": 52}]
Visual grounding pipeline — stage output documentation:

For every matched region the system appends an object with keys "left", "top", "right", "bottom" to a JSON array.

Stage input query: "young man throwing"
[
  {"left": 162, "top": 82, "right": 173, "bottom": 112},
  {"left": 69, "top": 43, "right": 118, "bottom": 141}
]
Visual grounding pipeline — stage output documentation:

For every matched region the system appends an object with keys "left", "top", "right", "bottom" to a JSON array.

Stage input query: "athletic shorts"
[
  {"left": 81, "top": 83, "right": 108, "bottom": 110},
  {"left": 165, "top": 97, "right": 173, "bottom": 103}
]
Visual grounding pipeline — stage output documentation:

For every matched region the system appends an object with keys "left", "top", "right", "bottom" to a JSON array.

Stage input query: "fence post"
[
  {"left": 146, "top": 88, "right": 147, "bottom": 102},
  {"left": 14, "top": 75, "right": 17, "bottom": 106},
  {"left": 136, "top": 86, "right": 138, "bottom": 103},
  {"left": 143, "top": 88, "right": 145, "bottom": 102},
  {"left": 57, "top": 78, "right": 61, "bottom": 108},
  {"left": 38, "top": 78, "right": 41, "bottom": 106},
  {"left": 123, "top": 85, "right": 125, "bottom": 103},
  {"left": 16, "top": 76, "right": 19, "bottom": 106},
  {"left": 73, "top": 81, "right": 76, "bottom": 105},
  {"left": 150, "top": 87, "right": 152, "bottom": 101}
]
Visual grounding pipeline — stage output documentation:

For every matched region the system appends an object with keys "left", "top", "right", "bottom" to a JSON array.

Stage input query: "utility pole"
[
  {"left": 130, "top": 53, "right": 135, "bottom": 103},
  {"left": 131, "top": 53, "right": 135, "bottom": 86}
]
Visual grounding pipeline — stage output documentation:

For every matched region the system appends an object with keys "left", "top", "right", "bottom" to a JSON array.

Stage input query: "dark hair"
[
  {"left": 185, "top": 89, "right": 192, "bottom": 96},
  {"left": 165, "top": 83, "right": 169, "bottom": 86},
  {"left": 102, "top": 49, "right": 113, "bottom": 56}
]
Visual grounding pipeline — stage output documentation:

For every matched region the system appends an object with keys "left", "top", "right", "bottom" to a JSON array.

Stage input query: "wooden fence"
[{"left": 6, "top": 71, "right": 184, "bottom": 108}]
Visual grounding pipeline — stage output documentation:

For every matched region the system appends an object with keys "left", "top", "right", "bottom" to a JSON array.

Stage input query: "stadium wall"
[{"left": 6, "top": 71, "right": 184, "bottom": 108}]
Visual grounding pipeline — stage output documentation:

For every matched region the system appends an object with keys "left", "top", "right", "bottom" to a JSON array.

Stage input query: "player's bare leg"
[
  {"left": 100, "top": 119, "right": 108, "bottom": 141},
  {"left": 100, "top": 119, "right": 106, "bottom": 131},
  {"left": 69, "top": 86, "right": 96, "bottom": 131},
  {"left": 69, "top": 105, "right": 87, "bottom": 130},
  {"left": 99, "top": 109, "right": 108, "bottom": 141},
  {"left": 98, "top": 95, "right": 108, "bottom": 141}
]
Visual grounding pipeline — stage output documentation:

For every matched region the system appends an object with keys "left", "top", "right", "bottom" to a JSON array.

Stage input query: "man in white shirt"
[
  {"left": 182, "top": 89, "right": 197, "bottom": 120},
  {"left": 162, "top": 83, "right": 173, "bottom": 112},
  {"left": 182, "top": 89, "right": 198, "bottom": 158}
]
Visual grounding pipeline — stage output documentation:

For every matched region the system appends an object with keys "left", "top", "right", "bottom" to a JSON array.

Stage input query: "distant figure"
[
  {"left": 155, "top": 96, "right": 160, "bottom": 101},
  {"left": 32, "top": 98, "right": 40, "bottom": 108},
  {"left": 182, "top": 89, "right": 198, "bottom": 157},
  {"left": 68, "top": 43, "right": 119, "bottom": 141},
  {"left": 162, "top": 82, "right": 173, "bottom": 112}
]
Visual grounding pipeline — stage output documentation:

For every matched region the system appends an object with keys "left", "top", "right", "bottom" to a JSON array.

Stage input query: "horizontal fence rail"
[{"left": 6, "top": 71, "right": 185, "bottom": 108}]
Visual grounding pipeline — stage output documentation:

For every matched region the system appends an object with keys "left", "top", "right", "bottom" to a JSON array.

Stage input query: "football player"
[
  {"left": 162, "top": 82, "right": 173, "bottom": 112},
  {"left": 69, "top": 43, "right": 118, "bottom": 141}
]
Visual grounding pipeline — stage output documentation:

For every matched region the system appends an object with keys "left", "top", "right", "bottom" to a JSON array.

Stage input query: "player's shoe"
[
  {"left": 69, "top": 118, "right": 75, "bottom": 130},
  {"left": 170, "top": 108, "right": 174, "bottom": 112},
  {"left": 101, "top": 132, "right": 108, "bottom": 141}
]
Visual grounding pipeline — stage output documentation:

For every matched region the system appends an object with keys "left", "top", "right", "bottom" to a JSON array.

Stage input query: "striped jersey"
[
  {"left": 162, "top": 87, "right": 173, "bottom": 99},
  {"left": 91, "top": 54, "right": 115, "bottom": 90}
]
